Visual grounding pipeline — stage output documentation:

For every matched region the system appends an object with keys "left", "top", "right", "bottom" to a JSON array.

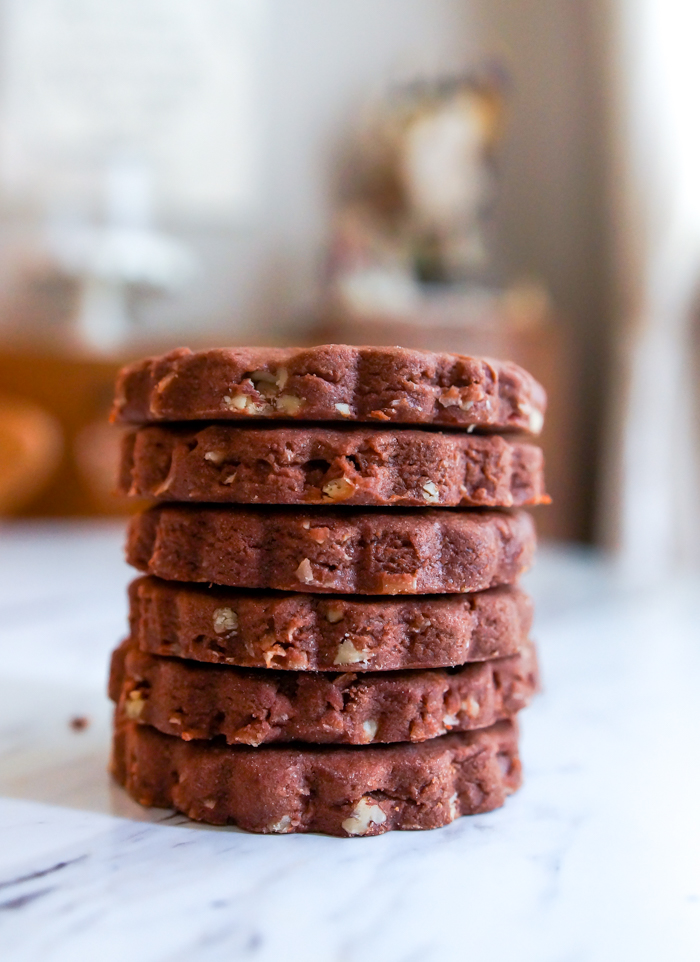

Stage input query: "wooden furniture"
[{"left": 0, "top": 350, "right": 131, "bottom": 516}]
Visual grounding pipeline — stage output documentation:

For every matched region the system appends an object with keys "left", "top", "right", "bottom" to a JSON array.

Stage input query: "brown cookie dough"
[
  {"left": 129, "top": 577, "right": 533, "bottom": 671},
  {"left": 126, "top": 505, "right": 535, "bottom": 594},
  {"left": 111, "top": 345, "right": 546, "bottom": 433},
  {"left": 111, "top": 717, "right": 521, "bottom": 835},
  {"left": 109, "top": 637, "right": 537, "bottom": 746},
  {"left": 120, "top": 424, "right": 549, "bottom": 508}
]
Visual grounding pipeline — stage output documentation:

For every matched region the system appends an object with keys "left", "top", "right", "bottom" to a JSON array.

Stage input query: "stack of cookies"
[{"left": 108, "top": 345, "right": 548, "bottom": 836}]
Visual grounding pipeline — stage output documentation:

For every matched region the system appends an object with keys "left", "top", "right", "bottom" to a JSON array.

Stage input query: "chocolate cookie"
[
  {"left": 120, "top": 424, "right": 549, "bottom": 508},
  {"left": 111, "top": 345, "right": 545, "bottom": 433},
  {"left": 129, "top": 577, "right": 533, "bottom": 671},
  {"left": 112, "top": 717, "right": 521, "bottom": 835},
  {"left": 127, "top": 505, "right": 535, "bottom": 594},
  {"left": 110, "top": 637, "right": 537, "bottom": 746}
]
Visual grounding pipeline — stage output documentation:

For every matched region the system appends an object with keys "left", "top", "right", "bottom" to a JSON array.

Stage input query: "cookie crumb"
[
  {"left": 362, "top": 720, "right": 378, "bottom": 741},
  {"left": 267, "top": 814, "right": 293, "bottom": 833},
  {"left": 342, "top": 797, "right": 387, "bottom": 836},
  {"left": 276, "top": 395, "right": 304, "bottom": 415},
  {"left": 422, "top": 480, "right": 440, "bottom": 503},
  {"left": 213, "top": 607, "right": 238, "bottom": 635},
  {"left": 333, "top": 638, "right": 369, "bottom": 665},
  {"left": 295, "top": 558, "right": 314, "bottom": 584},
  {"left": 322, "top": 478, "right": 355, "bottom": 501}
]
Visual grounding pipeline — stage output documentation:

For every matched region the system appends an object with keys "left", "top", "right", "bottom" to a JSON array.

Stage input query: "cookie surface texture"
[
  {"left": 110, "top": 637, "right": 538, "bottom": 745},
  {"left": 112, "top": 717, "right": 521, "bottom": 835},
  {"left": 126, "top": 505, "right": 536, "bottom": 594},
  {"left": 112, "top": 345, "right": 546, "bottom": 433},
  {"left": 128, "top": 577, "right": 533, "bottom": 671},
  {"left": 119, "top": 424, "right": 549, "bottom": 508}
]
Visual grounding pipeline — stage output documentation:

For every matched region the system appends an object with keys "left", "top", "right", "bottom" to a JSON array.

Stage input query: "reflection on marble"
[{"left": 0, "top": 523, "right": 698, "bottom": 961}]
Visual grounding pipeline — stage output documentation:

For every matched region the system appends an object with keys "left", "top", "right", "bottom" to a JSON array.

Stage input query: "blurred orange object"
[
  {"left": 0, "top": 349, "right": 132, "bottom": 516},
  {"left": 0, "top": 395, "right": 63, "bottom": 514}
]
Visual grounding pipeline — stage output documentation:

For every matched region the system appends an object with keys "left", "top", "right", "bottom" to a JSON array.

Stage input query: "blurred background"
[{"left": 0, "top": 0, "right": 698, "bottom": 579}]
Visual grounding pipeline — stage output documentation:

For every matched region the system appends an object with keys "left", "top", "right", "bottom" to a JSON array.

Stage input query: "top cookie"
[{"left": 111, "top": 345, "right": 546, "bottom": 433}]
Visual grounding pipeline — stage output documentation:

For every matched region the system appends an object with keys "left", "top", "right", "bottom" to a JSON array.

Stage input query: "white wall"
[
  {"left": 474, "top": 1, "right": 608, "bottom": 332},
  {"left": 3, "top": 0, "right": 608, "bottom": 389},
  {"left": 151, "top": 0, "right": 481, "bottom": 340},
  {"left": 150, "top": 1, "right": 612, "bottom": 541}
]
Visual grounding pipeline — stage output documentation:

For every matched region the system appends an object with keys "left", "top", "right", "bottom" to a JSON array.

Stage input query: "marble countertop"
[{"left": 0, "top": 521, "right": 698, "bottom": 962}]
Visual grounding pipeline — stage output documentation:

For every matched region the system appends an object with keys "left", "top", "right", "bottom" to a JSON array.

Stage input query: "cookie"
[
  {"left": 111, "top": 345, "right": 545, "bottom": 433},
  {"left": 129, "top": 576, "right": 533, "bottom": 671},
  {"left": 119, "top": 424, "right": 549, "bottom": 508},
  {"left": 111, "top": 717, "right": 521, "bottom": 835},
  {"left": 110, "top": 636, "right": 537, "bottom": 746},
  {"left": 127, "top": 505, "right": 535, "bottom": 594}
]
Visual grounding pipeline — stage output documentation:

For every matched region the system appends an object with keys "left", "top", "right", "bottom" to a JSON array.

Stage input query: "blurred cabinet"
[{"left": 0, "top": 350, "right": 131, "bottom": 516}]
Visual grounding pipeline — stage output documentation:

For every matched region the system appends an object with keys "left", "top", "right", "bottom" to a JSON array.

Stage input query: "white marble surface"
[{"left": 0, "top": 522, "right": 698, "bottom": 962}]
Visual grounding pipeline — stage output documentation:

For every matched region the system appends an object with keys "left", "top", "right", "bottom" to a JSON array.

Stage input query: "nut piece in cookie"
[{"left": 342, "top": 797, "right": 387, "bottom": 836}]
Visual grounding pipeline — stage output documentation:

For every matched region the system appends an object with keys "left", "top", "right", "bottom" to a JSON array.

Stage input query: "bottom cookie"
[{"left": 112, "top": 718, "right": 521, "bottom": 836}]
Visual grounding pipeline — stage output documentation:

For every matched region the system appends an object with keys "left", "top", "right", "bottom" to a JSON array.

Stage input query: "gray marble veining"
[{"left": 0, "top": 523, "right": 698, "bottom": 961}]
